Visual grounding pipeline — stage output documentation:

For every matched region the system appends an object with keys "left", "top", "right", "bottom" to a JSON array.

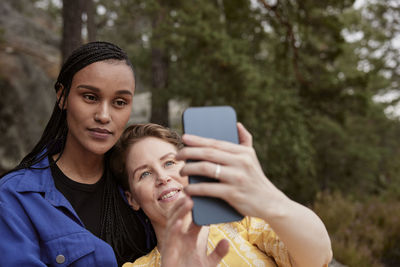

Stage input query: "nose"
[
  {"left": 156, "top": 174, "right": 171, "bottom": 186},
  {"left": 94, "top": 102, "right": 111, "bottom": 124}
]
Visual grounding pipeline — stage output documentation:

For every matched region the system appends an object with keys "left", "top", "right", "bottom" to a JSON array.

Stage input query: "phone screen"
[{"left": 182, "top": 106, "right": 244, "bottom": 225}]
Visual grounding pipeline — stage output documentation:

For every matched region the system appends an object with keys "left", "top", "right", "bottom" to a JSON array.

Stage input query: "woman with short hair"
[{"left": 111, "top": 123, "right": 333, "bottom": 267}]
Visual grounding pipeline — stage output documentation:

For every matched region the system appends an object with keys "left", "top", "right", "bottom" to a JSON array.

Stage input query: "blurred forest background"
[{"left": 0, "top": 0, "right": 400, "bottom": 266}]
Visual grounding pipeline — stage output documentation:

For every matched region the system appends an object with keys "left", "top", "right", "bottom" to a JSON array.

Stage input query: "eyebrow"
[
  {"left": 132, "top": 152, "right": 177, "bottom": 177},
  {"left": 77, "top": 84, "right": 133, "bottom": 96}
]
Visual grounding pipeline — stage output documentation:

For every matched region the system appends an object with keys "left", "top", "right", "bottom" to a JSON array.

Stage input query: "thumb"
[
  {"left": 237, "top": 122, "right": 252, "bottom": 147},
  {"left": 207, "top": 239, "right": 229, "bottom": 266}
]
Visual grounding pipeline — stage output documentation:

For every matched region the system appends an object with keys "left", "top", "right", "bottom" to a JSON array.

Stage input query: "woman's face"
[
  {"left": 125, "top": 137, "right": 188, "bottom": 228},
  {"left": 62, "top": 60, "right": 134, "bottom": 156}
]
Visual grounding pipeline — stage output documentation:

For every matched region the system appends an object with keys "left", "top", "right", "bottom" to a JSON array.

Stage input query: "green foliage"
[
  {"left": 243, "top": 89, "right": 317, "bottom": 202},
  {"left": 95, "top": 0, "right": 400, "bottom": 205},
  {"left": 311, "top": 104, "right": 400, "bottom": 196},
  {"left": 314, "top": 192, "right": 400, "bottom": 266},
  {"left": 24, "top": 1, "right": 400, "bottom": 265}
]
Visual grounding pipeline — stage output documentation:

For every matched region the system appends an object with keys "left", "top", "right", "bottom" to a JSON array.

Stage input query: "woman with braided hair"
[{"left": 0, "top": 41, "right": 155, "bottom": 266}]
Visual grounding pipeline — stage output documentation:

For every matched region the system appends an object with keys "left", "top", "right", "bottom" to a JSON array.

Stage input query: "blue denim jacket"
[{"left": 0, "top": 157, "right": 118, "bottom": 266}]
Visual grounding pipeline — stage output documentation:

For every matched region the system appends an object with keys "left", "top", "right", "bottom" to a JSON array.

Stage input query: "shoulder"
[
  {"left": 1, "top": 158, "right": 53, "bottom": 194},
  {"left": 125, "top": 247, "right": 160, "bottom": 267},
  {"left": 0, "top": 165, "right": 54, "bottom": 209},
  {"left": 0, "top": 169, "right": 28, "bottom": 195}
]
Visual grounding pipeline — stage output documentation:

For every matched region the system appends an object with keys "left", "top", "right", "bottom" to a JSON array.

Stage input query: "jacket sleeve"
[{"left": 0, "top": 202, "right": 46, "bottom": 266}]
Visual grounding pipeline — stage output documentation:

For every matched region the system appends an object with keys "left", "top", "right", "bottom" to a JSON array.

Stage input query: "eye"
[
  {"left": 83, "top": 94, "right": 97, "bottom": 102},
  {"left": 114, "top": 98, "right": 128, "bottom": 108},
  {"left": 139, "top": 171, "right": 152, "bottom": 179},
  {"left": 164, "top": 160, "right": 176, "bottom": 168}
]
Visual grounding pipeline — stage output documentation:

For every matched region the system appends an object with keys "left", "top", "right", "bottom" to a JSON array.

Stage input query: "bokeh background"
[{"left": 0, "top": 0, "right": 399, "bottom": 266}]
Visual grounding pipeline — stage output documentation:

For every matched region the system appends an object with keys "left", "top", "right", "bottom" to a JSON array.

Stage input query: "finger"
[
  {"left": 167, "top": 196, "right": 186, "bottom": 218},
  {"left": 166, "top": 196, "right": 193, "bottom": 228},
  {"left": 184, "top": 183, "right": 235, "bottom": 201},
  {"left": 186, "top": 220, "right": 202, "bottom": 237},
  {"left": 165, "top": 218, "right": 183, "bottom": 239},
  {"left": 185, "top": 183, "right": 249, "bottom": 217},
  {"left": 176, "top": 146, "right": 244, "bottom": 165},
  {"left": 181, "top": 134, "right": 249, "bottom": 154},
  {"left": 237, "top": 122, "right": 252, "bottom": 147},
  {"left": 208, "top": 239, "right": 229, "bottom": 265},
  {"left": 166, "top": 197, "right": 202, "bottom": 240},
  {"left": 180, "top": 161, "right": 239, "bottom": 183},
  {"left": 161, "top": 218, "right": 183, "bottom": 265}
]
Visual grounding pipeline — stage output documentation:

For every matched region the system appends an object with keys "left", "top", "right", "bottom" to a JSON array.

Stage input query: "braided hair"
[
  {"left": 15, "top": 41, "right": 136, "bottom": 169},
  {"left": 1, "top": 41, "right": 155, "bottom": 264}
]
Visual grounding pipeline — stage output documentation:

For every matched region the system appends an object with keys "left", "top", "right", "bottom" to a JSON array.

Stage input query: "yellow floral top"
[{"left": 123, "top": 216, "right": 293, "bottom": 267}]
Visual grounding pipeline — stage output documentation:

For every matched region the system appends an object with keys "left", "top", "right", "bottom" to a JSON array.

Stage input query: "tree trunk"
[
  {"left": 84, "top": 0, "right": 96, "bottom": 42},
  {"left": 150, "top": 48, "right": 169, "bottom": 126},
  {"left": 150, "top": 7, "right": 169, "bottom": 127},
  {"left": 61, "top": 0, "right": 83, "bottom": 63}
]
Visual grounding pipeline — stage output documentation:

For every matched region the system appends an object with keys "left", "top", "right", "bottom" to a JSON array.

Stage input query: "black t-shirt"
[{"left": 49, "top": 156, "right": 105, "bottom": 238}]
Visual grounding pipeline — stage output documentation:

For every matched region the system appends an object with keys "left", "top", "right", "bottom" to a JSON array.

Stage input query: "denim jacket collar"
[{"left": 15, "top": 156, "right": 78, "bottom": 213}]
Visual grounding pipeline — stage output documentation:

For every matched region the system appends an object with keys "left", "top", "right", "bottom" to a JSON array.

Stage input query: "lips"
[
  {"left": 158, "top": 188, "right": 182, "bottom": 202},
  {"left": 88, "top": 127, "right": 112, "bottom": 139}
]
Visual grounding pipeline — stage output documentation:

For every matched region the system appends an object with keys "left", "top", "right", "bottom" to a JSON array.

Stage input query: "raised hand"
[
  {"left": 177, "top": 123, "right": 288, "bottom": 219},
  {"left": 176, "top": 123, "right": 332, "bottom": 267},
  {"left": 160, "top": 196, "right": 229, "bottom": 267}
]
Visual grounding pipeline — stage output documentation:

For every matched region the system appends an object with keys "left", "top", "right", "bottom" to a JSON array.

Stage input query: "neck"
[{"left": 54, "top": 139, "right": 104, "bottom": 184}]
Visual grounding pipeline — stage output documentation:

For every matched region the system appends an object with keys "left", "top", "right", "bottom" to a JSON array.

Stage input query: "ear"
[
  {"left": 56, "top": 84, "right": 67, "bottom": 110},
  {"left": 125, "top": 191, "right": 140, "bottom": 211}
]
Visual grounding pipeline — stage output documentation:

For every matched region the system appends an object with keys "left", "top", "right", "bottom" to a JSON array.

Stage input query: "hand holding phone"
[{"left": 182, "top": 106, "right": 244, "bottom": 225}]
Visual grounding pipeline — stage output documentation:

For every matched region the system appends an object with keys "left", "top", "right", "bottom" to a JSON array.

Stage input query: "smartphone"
[{"left": 182, "top": 106, "right": 244, "bottom": 225}]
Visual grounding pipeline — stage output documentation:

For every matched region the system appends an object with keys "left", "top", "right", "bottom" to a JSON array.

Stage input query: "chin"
[{"left": 87, "top": 143, "right": 114, "bottom": 156}]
